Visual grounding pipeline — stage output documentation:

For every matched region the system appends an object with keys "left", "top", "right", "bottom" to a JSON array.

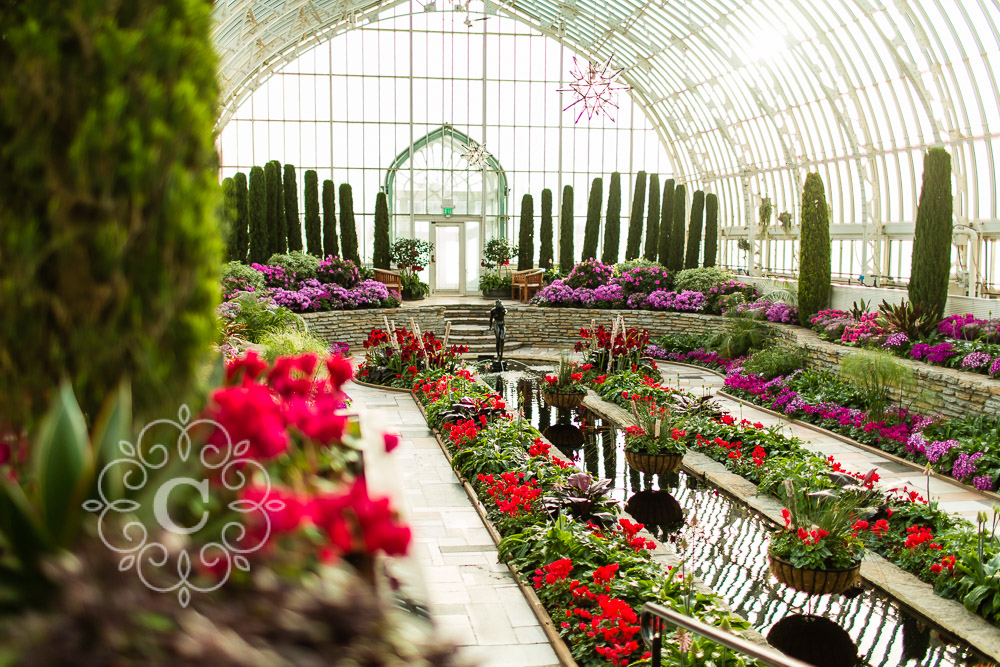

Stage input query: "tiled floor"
[{"left": 348, "top": 382, "right": 560, "bottom": 667}]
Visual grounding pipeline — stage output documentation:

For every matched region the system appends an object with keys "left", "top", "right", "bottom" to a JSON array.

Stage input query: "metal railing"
[{"left": 640, "top": 603, "right": 815, "bottom": 667}]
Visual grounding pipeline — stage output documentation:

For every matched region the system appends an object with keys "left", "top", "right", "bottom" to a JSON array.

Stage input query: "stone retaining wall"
[{"left": 302, "top": 305, "right": 1000, "bottom": 420}]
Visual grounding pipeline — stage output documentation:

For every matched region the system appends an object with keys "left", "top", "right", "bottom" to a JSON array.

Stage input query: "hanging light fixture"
[
  {"left": 460, "top": 139, "right": 491, "bottom": 169},
  {"left": 557, "top": 54, "right": 631, "bottom": 123}
]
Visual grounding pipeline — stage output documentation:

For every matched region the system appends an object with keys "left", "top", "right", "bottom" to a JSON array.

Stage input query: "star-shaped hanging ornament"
[
  {"left": 460, "top": 140, "right": 491, "bottom": 169},
  {"left": 557, "top": 55, "right": 631, "bottom": 123}
]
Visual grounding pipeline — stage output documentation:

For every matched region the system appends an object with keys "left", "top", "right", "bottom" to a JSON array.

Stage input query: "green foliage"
[
  {"left": 673, "top": 266, "right": 731, "bottom": 293},
  {"left": 876, "top": 299, "right": 938, "bottom": 339},
  {"left": 797, "top": 173, "right": 831, "bottom": 325},
  {"left": 710, "top": 314, "right": 772, "bottom": 358},
  {"left": 840, "top": 350, "right": 914, "bottom": 419},
  {"left": 265, "top": 161, "right": 285, "bottom": 256},
  {"left": 322, "top": 179, "right": 339, "bottom": 258},
  {"left": 283, "top": 164, "right": 302, "bottom": 252},
  {"left": 0, "top": 0, "right": 223, "bottom": 425},
  {"left": 233, "top": 172, "right": 249, "bottom": 263},
  {"left": 643, "top": 174, "right": 660, "bottom": 262},
  {"left": 657, "top": 178, "right": 675, "bottom": 266},
  {"left": 704, "top": 192, "right": 718, "bottom": 267},
  {"left": 304, "top": 170, "right": 322, "bottom": 257},
  {"left": 226, "top": 293, "right": 304, "bottom": 344},
  {"left": 685, "top": 189, "right": 705, "bottom": 269},
  {"left": 272, "top": 161, "right": 286, "bottom": 255},
  {"left": 258, "top": 328, "right": 330, "bottom": 361},
  {"left": 908, "top": 148, "right": 953, "bottom": 322},
  {"left": 338, "top": 183, "right": 360, "bottom": 265},
  {"left": 248, "top": 166, "right": 268, "bottom": 264},
  {"left": 582, "top": 178, "right": 603, "bottom": 261},
  {"left": 222, "top": 261, "right": 265, "bottom": 296},
  {"left": 222, "top": 177, "right": 238, "bottom": 261},
  {"left": 602, "top": 172, "right": 622, "bottom": 264},
  {"left": 373, "top": 192, "right": 391, "bottom": 269},
  {"left": 559, "top": 185, "right": 575, "bottom": 271},
  {"left": 517, "top": 194, "right": 535, "bottom": 270},
  {"left": 742, "top": 345, "right": 805, "bottom": 379},
  {"left": 539, "top": 188, "right": 554, "bottom": 269},
  {"left": 625, "top": 171, "right": 646, "bottom": 261},
  {"left": 668, "top": 184, "right": 687, "bottom": 270},
  {"left": 267, "top": 251, "right": 319, "bottom": 282}
]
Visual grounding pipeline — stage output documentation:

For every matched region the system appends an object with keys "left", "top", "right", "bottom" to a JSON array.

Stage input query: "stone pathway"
[
  {"left": 656, "top": 362, "right": 1000, "bottom": 523},
  {"left": 348, "top": 381, "right": 560, "bottom": 667}
]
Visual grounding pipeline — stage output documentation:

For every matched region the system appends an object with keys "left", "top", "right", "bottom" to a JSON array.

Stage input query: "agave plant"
[{"left": 541, "top": 472, "right": 618, "bottom": 525}]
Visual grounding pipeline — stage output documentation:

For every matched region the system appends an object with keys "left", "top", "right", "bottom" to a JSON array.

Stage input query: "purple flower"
[
  {"left": 925, "top": 439, "right": 959, "bottom": 463},
  {"left": 961, "top": 351, "right": 993, "bottom": 369},
  {"left": 953, "top": 452, "right": 984, "bottom": 481},
  {"left": 974, "top": 475, "right": 994, "bottom": 492},
  {"left": 926, "top": 342, "right": 956, "bottom": 363},
  {"left": 991, "top": 357, "right": 1000, "bottom": 377},
  {"left": 883, "top": 332, "right": 910, "bottom": 348}
]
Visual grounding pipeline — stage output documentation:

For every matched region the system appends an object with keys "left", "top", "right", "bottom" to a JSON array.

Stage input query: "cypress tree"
[
  {"left": 704, "top": 192, "right": 719, "bottom": 267},
  {"left": 373, "top": 192, "right": 391, "bottom": 269},
  {"left": 643, "top": 174, "right": 660, "bottom": 261},
  {"left": 234, "top": 171, "right": 249, "bottom": 263},
  {"left": 797, "top": 173, "right": 832, "bottom": 325},
  {"left": 283, "top": 164, "right": 301, "bottom": 252},
  {"left": 685, "top": 189, "right": 705, "bottom": 269},
  {"left": 539, "top": 188, "right": 554, "bottom": 269},
  {"left": 625, "top": 171, "right": 646, "bottom": 260},
  {"left": 668, "top": 184, "right": 687, "bottom": 271},
  {"left": 339, "top": 183, "right": 360, "bottom": 265},
  {"left": 323, "top": 180, "right": 339, "bottom": 258},
  {"left": 602, "top": 172, "right": 622, "bottom": 264},
  {"left": 304, "top": 170, "right": 321, "bottom": 256},
  {"left": 264, "top": 161, "right": 281, "bottom": 256},
  {"left": 272, "top": 160, "right": 286, "bottom": 255},
  {"left": 248, "top": 166, "right": 268, "bottom": 264},
  {"left": 582, "top": 178, "right": 603, "bottom": 261},
  {"left": 222, "top": 176, "right": 237, "bottom": 260},
  {"left": 908, "top": 148, "right": 953, "bottom": 321},
  {"left": 517, "top": 194, "right": 535, "bottom": 270},
  {"left": 657, "top": 179, "right": 675, "bottom": 266},
  {"left": 559, "top": 184, "right": 575, "bottom": 270}
]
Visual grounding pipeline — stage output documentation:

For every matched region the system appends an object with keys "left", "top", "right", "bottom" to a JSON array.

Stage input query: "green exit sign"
[{"left": 443, "top": 206, "right": 454, "bottom": 216}]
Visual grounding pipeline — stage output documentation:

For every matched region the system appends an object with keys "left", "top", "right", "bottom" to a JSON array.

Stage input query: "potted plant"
[
  {"left": 622, "top": 397, "right": 687, "bottom": 475},
  {"left": 389, "top": 238, "right": 433, "bottom": 300},
  {"left": 480, "top": 238, "right": 517, "bottom": 298},
  {"left": 767, "top": 479, "right": 874, "bottom": 596},
  {"left": 541, "top": 354, "right": 587, "bottom": 409}
]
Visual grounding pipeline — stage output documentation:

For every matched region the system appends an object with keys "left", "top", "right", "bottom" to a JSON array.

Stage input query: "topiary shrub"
[
  {"left": 223, "top": 176, "right": 238, "bottom": 261},
  {"left": 797, "top": 173, "right": 831, "bottom": 325},
  {"left": 517, "top": 194, "right": 535, "bottom": 270},
  {"left": 704, "top": 193, "right": 718, "bottom": 267},
  {"left": 559, "top": 184, "right": 574, "bottom": 271},
  {"left": 373, "top": 191, "right": 391, "bottom": 269},
  {"left": 582, "top": 178, "right": 603, "bottom": 261},
  {"left": 265, "top": 161, "right": 285, "bottom": 256},
  {"left": 602, "top": 172, "right": 622, "bottom": 264},
  {"left": 272, "top": 160, "right": 286, "bottom": 255},
  {"left": 284, "top": 164, "right": 302, "bottom": 252},
  {"left": 673, "top": 267, "right": 732, "bottom": 293},
  {"left": 248, "top": 166, "right": 268, "bottom": 264},
  {"left": 539, "top": 188, "right": 554, "bottom": 269},
  {"left": 304, "top": 170, "right": 322, "bottom": 256},
  {"left": 908, "top": 148, "right": 953, "bottom": 322},
  {"left": 322, "top": 179, "right": 339, "bottom": 258},
  {"left": 267, "top": 251, "right": 319, "bottom": 282},
  {"left": 625, "top": 171, "right": 646, "bottom": 260},
  {"left": 685, "top": 189, "right": 705, "bottom": 269},
  {"left": 657, "top": 179, "right": 675, "bottom": 266},
  {"left": 338, "top": 183, "right": 360, "bottom": 265},
  {"left": 668, "top": 184, "right": 687, "bottom": 270},
  {"left": 0, "top": 0, "right": 222, "bottom": 426},
  {"left": 233, "top": 172, "right": 249, "bottom": 263},
  {"left": 643, "top": 174, "right": 660, "bottom": 262}
]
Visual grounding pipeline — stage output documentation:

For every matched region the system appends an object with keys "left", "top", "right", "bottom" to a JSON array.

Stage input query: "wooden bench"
[
  {"left": 373, "top": 268, "right": 402, "bottom": 295},
  {"left": 511, "top": 268, "right": 545, "bottom": 303}
]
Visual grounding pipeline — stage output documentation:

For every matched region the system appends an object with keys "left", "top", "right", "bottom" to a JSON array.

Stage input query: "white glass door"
[{"left": 432, "top": 223, "right": 463, "bottom": 294}]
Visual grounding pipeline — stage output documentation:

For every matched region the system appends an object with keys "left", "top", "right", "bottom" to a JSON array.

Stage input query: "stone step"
[{"left": 458, "top": 342, "right": 524, "bottom": 354}]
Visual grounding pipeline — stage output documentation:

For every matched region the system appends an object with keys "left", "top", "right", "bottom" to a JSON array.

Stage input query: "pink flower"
[{"left": 206, "top": 384, "right": 289, "bottom": 460}]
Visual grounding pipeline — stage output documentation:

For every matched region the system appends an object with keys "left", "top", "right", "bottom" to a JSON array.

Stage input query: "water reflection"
[
  {"left": 625, "top": 490, "right": 685, "bottom": 541},
  {"left": 542, "top": 423, "right": 585, "bottom": 453},
  {"left": 767, "top": 614, "right": 860, "bottom": 667}
]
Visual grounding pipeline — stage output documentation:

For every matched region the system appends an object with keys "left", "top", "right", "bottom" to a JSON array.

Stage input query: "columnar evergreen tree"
[
  {"left": 517, "top": 194, "right": 535, "bottom": 270},
  {"left": 272, "top": 160, "right": 286, "bottom": 255},
  {"left": 539, "top": 188, "right": 554, "bottom": 269},
  {"left": 338, "top": 183, "right": 360, "bottom": 265},
  {"left": 223, "top": 176, "right": 237, "bottom": 260},
  {"left": 264, "top": 161, "right": 283, "bottom": 256},
  {"left": 643, "top": 174, "right": 660, "bottom": 261},
  {"left": 233, "top": 171, "right": 249, "bottom": 263},
  {"left": 797, "top": 173, "right": 832, "bottom": 325},
  {"left": 908, "top": 148, "right": 953, "bottom": 321},
  {"left": 248, "top": 166, "right": 268, "bottom": 264},
  {"left": 625, "top": 171, "right": 647, "bottom": 260},
  {"left": 657, "top": 178, "right": 675, "bottom": 265},
  {"left": 304, "top": 170, "right": 322, "bottom": 256},
  {"left": 559, "top": 185, "right": 575, "bottom": 270},
  {"left": 704, "top": 192, "right": 719, "bottom": 267},
  {"left": 0, "top": 0, "right": 223, "bottom": 425},
  {"left": 582, "top": 178, "right": 603, "bottom": 261},
  {"left": 373, "top": 192, "right": 391, "bottom": 269},
  {"left": 283, "top": 164, "right": 302, "bottom": 252},
  {"left": 322, "top": 180, "right": 339, "bottom": 258},
  {"left": 668, "top": 184, "right": 687, "bottom": 270},
  {"left": 602, "top": 172, "right": 622, "bottom": 264},
  {"left": 685, "top": 189, "right": 705, "bottom": 269}
]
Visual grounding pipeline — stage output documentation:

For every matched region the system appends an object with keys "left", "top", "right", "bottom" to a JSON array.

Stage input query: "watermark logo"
[{"left": 83, "top": 405, "right": 283, "bottom": 607}]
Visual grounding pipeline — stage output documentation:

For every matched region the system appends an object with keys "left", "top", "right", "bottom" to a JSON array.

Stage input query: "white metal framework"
[{"left": 212, "top": 0, "right": 1000, "bottom": 294}]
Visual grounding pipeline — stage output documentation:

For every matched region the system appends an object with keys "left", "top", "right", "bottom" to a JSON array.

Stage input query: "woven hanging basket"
[
  {"left": 767, "top": 552, "right": 861, "bottom": 596},
  {"left": 542, "top": 390, "right": 585, "bottom": 409},
  {"left": 624, "top": 450, "right": 684, "bottom": 475}
]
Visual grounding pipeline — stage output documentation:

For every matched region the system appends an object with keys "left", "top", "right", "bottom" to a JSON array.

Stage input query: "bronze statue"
[{"left": 487, "top": 299, "right": 507, "bottom": 361}]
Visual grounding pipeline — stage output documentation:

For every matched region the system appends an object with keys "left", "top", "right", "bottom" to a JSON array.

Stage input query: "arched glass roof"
[{"left": 212, "top": 0, "right": 1000, "bottom": 292}]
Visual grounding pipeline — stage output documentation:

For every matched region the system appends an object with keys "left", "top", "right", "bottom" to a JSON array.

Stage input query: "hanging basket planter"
[
  {"left": 624, "top": 450, "right": 683, "bottom": 475},
  {"left": 767, "top": 552, "right": 861, "bottom": 596},
  {"left": 542, "top": 390, "right": 585, "bottom": 410}
]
